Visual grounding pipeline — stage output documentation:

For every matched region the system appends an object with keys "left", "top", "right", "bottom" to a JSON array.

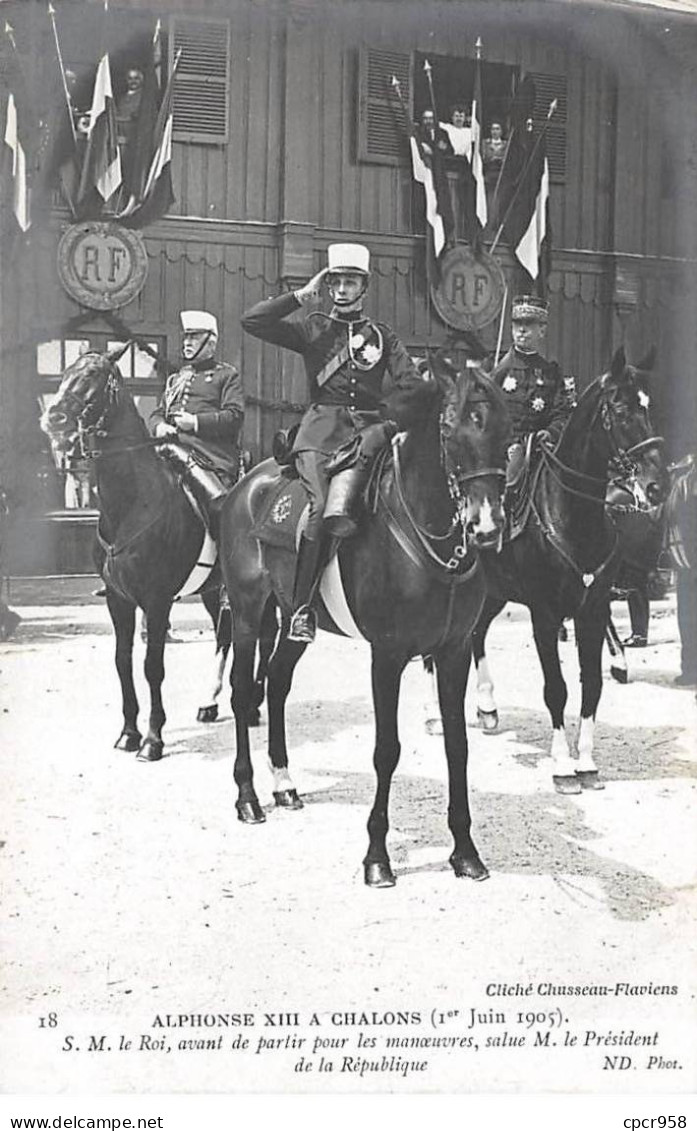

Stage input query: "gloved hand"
[
  {"left": 155, "top": 422, "right": 177, "bottom": 439},
  {"left": 507, "top": 442, "right": 523, "bottom": 459},
  {"left": 358, "top": 421, "right": 398, "bottom": 460},
  {"left": 173, "top": 411, "right": 198, "bottom": 433},
  {"left": 294, "top": 268, "right": 330, "bottom": 305}
]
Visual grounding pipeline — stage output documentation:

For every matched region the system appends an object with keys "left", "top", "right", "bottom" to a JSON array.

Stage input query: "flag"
[
  {"left": 470, "top": 56, "right": 487, "bottom": 228},
  {"left": 409, "top": 135, "right": 445, "bottom": 258},
  {"left": 118, "top": 24, "right": 161, "bottom": 212},
  {"left": 78, "top": 53, "right": 121, "bottom": 212},
  {"left": 495, "top": 74, "right": 536, "bottom": 224},
  {"left": 498, "top": 75, "right": 552, "bottom": 286},
  {"left": 3, "top": 93, "right": 30, "bottom": 230},
  {"left": 514, "top": 149, "right": 550, "bottom": 282},
  {"left": 122, "top": 55, "right": 177, "bottom": 228}
]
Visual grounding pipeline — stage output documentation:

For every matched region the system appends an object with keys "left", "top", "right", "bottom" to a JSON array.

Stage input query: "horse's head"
[
  {"left": 40, "top": 343, "right": 129, "bottom": 454},
  {"left": 432, "top": 352, "right": 509, "bottom": 550},
  {"left": 598, "top": 345, "right": 667, "bottom": 509}
]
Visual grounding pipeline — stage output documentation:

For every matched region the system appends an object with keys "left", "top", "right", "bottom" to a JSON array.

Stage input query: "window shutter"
[
  {"left": 529, "top": 72, "right": 567, "bottom": 183},
  {"left": 357, "top": 47, "right": 412, "bottom": 166},
  {"left": 169, "top": 17, "right": 230, "bottom": 144}
]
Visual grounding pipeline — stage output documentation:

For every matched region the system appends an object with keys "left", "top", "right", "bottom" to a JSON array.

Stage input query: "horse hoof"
[
  {"left": 450, "top": 854, "right": 490, "bottom": 882},
  {"left": 197, "top": 705, "right": 219, "bottom": 723},
  {"left": 425, "top": 717, "right": 443, "bottom": 736},
  {"left": 552, "top": 774, "right": 582, "bottom": 795},
  {"left": 115, "top": 731, "right": 142, "bottom": 752},
  {"left": 273, "top": 789, "right": 303, "bottom": 810},
  {"left": 136, "top": 740, "right": 164, "bottom": 763},
  {"left": 248, "top": 709, "right": 261, "bottom": 728},
  {"left": 477, "top": 707, "right": 499, "bottom": 733},
  {"left": 610, "top": 666, "right": 628, "bottom": 685},
  {"left": 364, "top": 861, "right": 396, "bottom": 888},
  {"left": 576, "top": 769, "right": 605, "bottom": 790},
  {"left": 236, "top": 799, "right": 266, "bottom": 824}
]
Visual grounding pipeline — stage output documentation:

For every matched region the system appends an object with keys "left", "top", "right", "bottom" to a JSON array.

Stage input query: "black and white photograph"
[{"left": 1, "top": 0, "right": 696, "bottom": 1116}]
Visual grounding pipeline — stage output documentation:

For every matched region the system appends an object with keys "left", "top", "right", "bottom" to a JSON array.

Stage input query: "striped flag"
[
  {"left": 3, "top": 93, "right": 30, "bottom": 231},
  {"left": 515, "top": 149, "right": 550, "bottom": 281},
  {"left": 409, "top": 135, "right": 445, "bottom": 258},
  {"left": 78, "top": 53, "right": 122, "bottom": 208},
  {"left": 122, "top": 52, "right": 178, "bottom": 228},
  {"left": 470, "top": 55, "right": 487, "bottom": 228}
]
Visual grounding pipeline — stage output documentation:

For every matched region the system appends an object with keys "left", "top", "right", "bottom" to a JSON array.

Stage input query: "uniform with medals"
[
  {"left": 150, "top": 310, "right": 244, "bottom": 534},
  {"left": 490, "top": 294, "right": 576, "bottom": 479},
  {"left": 241, "top": 243, "right": 430, "bottom": 642},
  {"left": 151, "top": 355, "right": 244, "bottom": 481}
]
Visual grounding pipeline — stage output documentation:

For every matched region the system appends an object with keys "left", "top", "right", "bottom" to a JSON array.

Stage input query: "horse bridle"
[
  {"left": 541, "top": 385, "right": 663, "bottom": 513},
  {"left": 54, "top": 362, "right": 162, "bottom": 461}
]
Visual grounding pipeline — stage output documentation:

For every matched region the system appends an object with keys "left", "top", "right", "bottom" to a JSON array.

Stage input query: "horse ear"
[
  {"left": 610, "top": 345, "right": 626, "bottom": 380},
  {"left": 636, "top": 345, "right": 656, "bottom": 373},
  {"left": 106, "top": 341, "right": 132, "bottom": 364},
  {"left": 427, "top": 349, "right": 456, "bottom": 395}
]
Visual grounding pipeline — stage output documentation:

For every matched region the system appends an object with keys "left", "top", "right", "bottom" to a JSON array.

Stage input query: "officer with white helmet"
[
  {"left": 150, "top": 310, "right": 245, "bottom": 534},
  {"left": 242, "top": 243, "right": 431, "bottom": 643}
]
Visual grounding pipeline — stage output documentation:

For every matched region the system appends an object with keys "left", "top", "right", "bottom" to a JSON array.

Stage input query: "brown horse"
[{"left": 219, "top": 358, "right": 510, "bottom": 886}]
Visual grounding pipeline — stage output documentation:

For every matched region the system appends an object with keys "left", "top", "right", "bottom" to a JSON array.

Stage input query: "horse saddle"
[
  {"left": 251, "top": 475, "right": 309, "bottom": 551},
  {"left": 505, "top": 434, "right": 545, "bottom": 543}
]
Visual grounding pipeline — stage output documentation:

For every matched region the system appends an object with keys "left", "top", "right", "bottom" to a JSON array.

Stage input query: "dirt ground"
[{"left": 1, "top": 582, "right": 695, "bottom": 1095}]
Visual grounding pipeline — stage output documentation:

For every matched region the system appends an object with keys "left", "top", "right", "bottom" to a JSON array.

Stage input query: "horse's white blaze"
[
  {"left": 471, "top": 495, "right": 497, "bottom": 536},
  {"left": 577, "top": 716, "right": 597, "bottom": 771},
  {"left": 476, "top": 655, "right": 497, "bottom": 713},
  {"left": 551, "top": 727, "right": 577, "bottom": 776},
  {"left": 271, "top": 766, "right": 295, "bottom": 792}
]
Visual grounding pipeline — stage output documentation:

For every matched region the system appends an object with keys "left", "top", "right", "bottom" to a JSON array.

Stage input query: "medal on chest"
[
  {"left": 502, "top": 375, "right": 517, "bottom": 392},
  {"left": 348, "top": 323, "right": 384, "bottom": 370}
]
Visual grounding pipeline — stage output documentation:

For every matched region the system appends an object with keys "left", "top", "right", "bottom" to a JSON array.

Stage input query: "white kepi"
[
  {"left": 180, "top": 310, "right": 219, "bottom": 337},
  {"left": 326, "top": 243, "right": 370, "bottom": 275}
]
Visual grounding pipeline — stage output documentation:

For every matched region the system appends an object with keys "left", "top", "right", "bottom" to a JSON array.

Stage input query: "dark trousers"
[
  {"left": 628, "top": 585, "right": 650, "bottom": 639},
  {"left": 295, "top": 450, "right": 331, "bottom": 541},
  {"left": 677, "top": 568, "right": 697, "bottom": 676}
]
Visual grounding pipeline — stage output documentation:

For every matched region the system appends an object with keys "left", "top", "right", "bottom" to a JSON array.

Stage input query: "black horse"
[
  {"left": 219, "top": 359, "right": 510, "bottom": 886},
  {"left": 468, "top": 347, "right": 665, "bottom": 792},
  {"left": 40, "top": 346, "right": 265, "bottom": 760}
]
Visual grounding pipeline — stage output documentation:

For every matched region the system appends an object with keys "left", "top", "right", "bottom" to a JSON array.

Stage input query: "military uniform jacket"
[
  {"left": 149, "top": 359, "right": 244, "bottom": 478},
  {"left": 241, "top": 292, "right": 432, "bottom": 454},
  {"left": 491, "top": 346, "right": 576, "bottom": 445}
]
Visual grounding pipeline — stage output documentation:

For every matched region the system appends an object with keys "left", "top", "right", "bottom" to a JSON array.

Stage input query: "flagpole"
[
  {"left": 3, "top": 20, "right": 32, "bottom": 232},
  {"left": 489, "top": 99, "right": 556, "bottom": 256},
  {"left": 494, "top": 283, "right": 508, "bottom": 368},
  {"left": 47, "top": 3, "right": 77, "bottom": 146},
  {"left": 423, "top": 58, "right": 440, "bottom": 130}
]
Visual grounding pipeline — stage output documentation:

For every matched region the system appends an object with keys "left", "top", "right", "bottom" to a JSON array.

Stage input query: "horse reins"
[{"left": 528, "top": 385, "right": 663, "bottom": 595}]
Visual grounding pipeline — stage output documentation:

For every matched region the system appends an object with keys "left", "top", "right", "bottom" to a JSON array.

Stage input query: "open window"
[{"left": 357, "top": 46, "right": 568, "bottom": 183}]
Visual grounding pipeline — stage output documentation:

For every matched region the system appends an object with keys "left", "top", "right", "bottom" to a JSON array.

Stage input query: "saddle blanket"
[
  {"left": 251, "top": 475, "right": 365, "bottom": 639},
  {"left": 175, "top": 484, "right": 217, "bottom": 598}
]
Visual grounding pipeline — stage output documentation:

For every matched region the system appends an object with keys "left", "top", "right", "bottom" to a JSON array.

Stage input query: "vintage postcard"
[{"left": 0, "top": 0, "right": 695, "bottom": 1111}]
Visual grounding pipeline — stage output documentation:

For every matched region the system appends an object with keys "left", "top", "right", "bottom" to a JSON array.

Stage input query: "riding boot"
[
  {"left": 160, "top": 443, "right": 227, "bottom": 539},
  {"left": 288, "top": 530, "right": 340, "bottom": 643}
]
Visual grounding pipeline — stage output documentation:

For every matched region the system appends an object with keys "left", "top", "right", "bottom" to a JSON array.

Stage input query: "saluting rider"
[
  {"left": 491, "top": 294, "right": 577, "bottom": 484},
  {"left": 150, "top": 310, "right": 245, "bottom": 534},
  {"left": 241, "top": 243, "right": 431, "bottom": 643}
]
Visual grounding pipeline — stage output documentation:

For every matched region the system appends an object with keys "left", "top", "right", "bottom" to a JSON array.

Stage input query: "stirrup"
[{"left": 288, "top": 606, "right": 317, "bottom": 643}]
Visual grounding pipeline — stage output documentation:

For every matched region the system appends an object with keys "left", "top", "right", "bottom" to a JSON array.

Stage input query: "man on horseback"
[
  {"left": 241, "top": 243, "right": 430, "bottom": 644},
  {"left": 150, "top": 310, "right": 244, "bottom": 536},
  {"left": 491, "top": 294, "right": 576, "bottom": 486}
]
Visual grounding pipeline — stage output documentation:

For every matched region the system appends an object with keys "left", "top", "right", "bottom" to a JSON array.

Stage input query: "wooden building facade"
[{"left": 1, "top": 0, "right": 696, "bottom": 573}]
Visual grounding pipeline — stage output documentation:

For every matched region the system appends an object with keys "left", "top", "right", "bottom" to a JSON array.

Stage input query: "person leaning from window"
[
  {"left": 489, "top": 295, "right": 577, "bottom": 485},
  {"left": 241, "top": 243, "right": 434, "bottom": 644},
  {"left": 440, "top": 103, "right": 473, "bottom": 158},
  {"left": 115, "top": 66, "right": 144, "bottom": 149},
  {"left": 482, "top": 120, "right": 507, "bottom": 170},
  {"left": 150, "top": 311, "right": 244, "bottom": 537},
  {"left": 416, "top": 108, "right": 453, "bottom": 159}
]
